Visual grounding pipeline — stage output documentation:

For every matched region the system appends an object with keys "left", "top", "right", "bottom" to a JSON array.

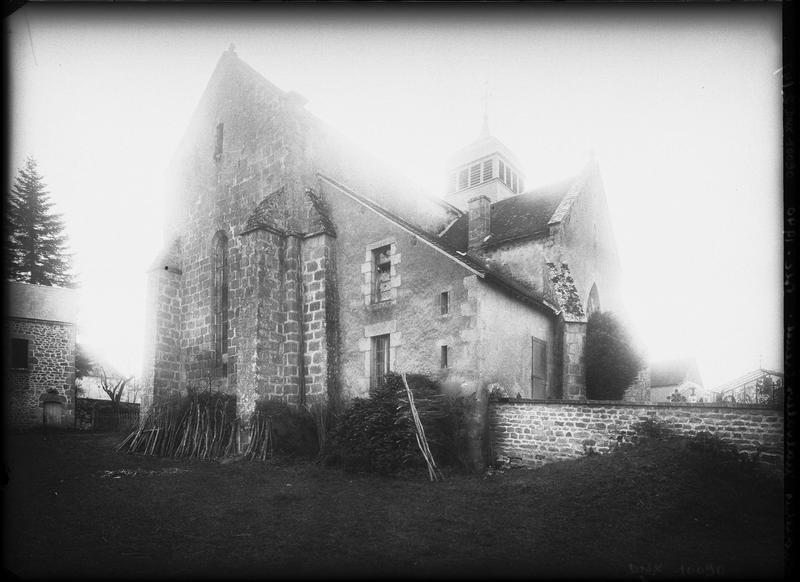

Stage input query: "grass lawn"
[{"left": 2, "top": 429, "right": 784, "bottom": 579}]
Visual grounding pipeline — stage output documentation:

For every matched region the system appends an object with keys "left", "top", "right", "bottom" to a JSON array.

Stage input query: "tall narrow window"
[
  {"left": 531, "top": 337, "right": 547, "bottom": 398},
  {"left": 440, "top": 345, "right": 448, "bottom": 369},
  {"left": 440, "top": 291, "right": 449, "bottom": 315},
  {"left": 214, "top": 122, "right": 224, "bottom": 161},
  {"left": 213, "top": 232, "right": 229, "bottom": 375},
  {"left": 372, "top": 245, "right": 392, "bottom": 303},
  {"left": 371, "top": 334, "right": 391, "bottom": 388},
  {"left": 10, "top": 338, "right": 29, "bottom": 369}
]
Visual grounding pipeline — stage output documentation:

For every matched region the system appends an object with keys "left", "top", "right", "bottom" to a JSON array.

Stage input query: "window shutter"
[
  {"left": 482, "top": 159, "right": 493, "bottom": 181},
  {"left": 532, "top": 337, "right": 547, "bottom": 398},
  {"left": 458, "top": 169, "right": 468, "bottom": 190},
  {"left": 469, "top": 164, "right": 481, "bottom": 186}
]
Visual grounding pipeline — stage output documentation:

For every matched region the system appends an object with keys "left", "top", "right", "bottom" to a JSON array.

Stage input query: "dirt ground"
[{"left": 2, "top": 429, "right": 785, "bottom": 579}]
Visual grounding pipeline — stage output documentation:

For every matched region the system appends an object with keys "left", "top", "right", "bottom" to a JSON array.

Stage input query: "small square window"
[
  {"left": 11, "top": 338, "right": 29, "bottom": 369},
  {"left": 440, "top": 291, "right": 449, "bottom": 315},
  {"left": 440, "top": 345, "right": 448, "bottom": 369}
]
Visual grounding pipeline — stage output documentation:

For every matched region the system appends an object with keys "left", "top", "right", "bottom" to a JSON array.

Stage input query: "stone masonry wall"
[
  {"left": 490, "top": 400, "right": 784, "bottom": 467},
  {"left": 143, "top": 264, "right": 182, "bottom": 404},
  {"left": 301, "top": 233, "right": 332, "bottom": 403},
  {"left": 6, "top": 318, "right": 76, "bottom": 426},
  {"left": 560, "top": 321, "right": 587, "bottom": 400}
]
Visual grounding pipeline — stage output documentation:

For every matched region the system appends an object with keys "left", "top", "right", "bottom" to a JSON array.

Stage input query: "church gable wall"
[
  {"left": 550, "top": 168, "right": 623, "bottom": 316},
  {"left": 158, "top": 57, "right": 317, "bottom": 406}
]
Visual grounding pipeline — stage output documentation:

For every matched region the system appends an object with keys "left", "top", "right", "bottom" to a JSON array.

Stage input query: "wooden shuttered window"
[
  {"left": 371, "top": 334, "right": 391, "bottom": 388},
  {"left": 469, "top": 163, "right": 481, "bottom": 187},
  {"left": 372, "top": 246, "right": 392, "bottom": 303},
  {"left": 482, "top": 159, "right": 493, "bottom": 181},
  {"left": 531, "top": 337, "right": 547, "bottom": 399},
  {"left": 458, "top": 169, "right": 469, "bottom": 190}
]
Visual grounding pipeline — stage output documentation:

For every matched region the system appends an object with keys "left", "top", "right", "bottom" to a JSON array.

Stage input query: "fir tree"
[{"left": 6, "top": 157, "right": 74, "bottom": 286}]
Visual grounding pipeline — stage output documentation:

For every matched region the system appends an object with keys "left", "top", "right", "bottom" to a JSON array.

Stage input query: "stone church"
[{"left": 142, "top": 48, "right": 622, "bottom": 418}]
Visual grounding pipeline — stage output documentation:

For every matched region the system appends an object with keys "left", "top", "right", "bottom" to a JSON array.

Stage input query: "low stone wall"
[
  {"left": 490, "top": 399, "right": 784, "bottom": 467},
  {"left": 75, "top": 398, "right": 140, "bottom": 431}
]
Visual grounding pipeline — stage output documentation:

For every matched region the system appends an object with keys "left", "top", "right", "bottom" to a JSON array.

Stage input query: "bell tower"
[{"left": 444, "top": 92, "right": 526, "bottom": 210}]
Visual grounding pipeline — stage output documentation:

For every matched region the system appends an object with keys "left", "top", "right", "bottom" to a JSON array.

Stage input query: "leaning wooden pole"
[{"left": 402, "top": 372, "right": 443, "bottom": 482}]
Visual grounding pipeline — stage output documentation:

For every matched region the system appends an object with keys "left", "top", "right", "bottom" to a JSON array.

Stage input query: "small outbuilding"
[{"left": 5, "top": 281, "right": 78, "bottom": 426}]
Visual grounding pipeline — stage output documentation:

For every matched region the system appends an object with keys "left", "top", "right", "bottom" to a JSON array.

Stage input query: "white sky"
[{"left": 7, "top": 4, "right": 783, "bottom": 389}]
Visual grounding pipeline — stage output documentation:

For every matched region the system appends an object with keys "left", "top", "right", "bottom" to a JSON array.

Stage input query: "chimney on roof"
[{"left": 467, "top": 195, "right": 491, "bottom": 250}]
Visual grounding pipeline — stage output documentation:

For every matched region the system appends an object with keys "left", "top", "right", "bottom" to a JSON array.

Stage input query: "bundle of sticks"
[
  {"left": 242, "top": 410, "right": 274, "bottom": 461},
  {"left": 402, "top": 372, "right": 443, "bottom": 482},
  {"left": 115, "top": 392, "right": 240, "bottom": 459}
]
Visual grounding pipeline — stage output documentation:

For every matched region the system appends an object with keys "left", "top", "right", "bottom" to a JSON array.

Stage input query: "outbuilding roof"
[
  {"left": 7, "top": 281, "right": 78, "bottom": 324},
  {"left": 711, "top": 368, "right": 784, "bottom": 395},
  {"left": 649, "top": 358, "right": 701, "bottom": 388}
]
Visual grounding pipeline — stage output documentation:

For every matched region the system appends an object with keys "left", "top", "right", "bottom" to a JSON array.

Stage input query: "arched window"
[
  {"left": 586, "top": 283, "right": 601, "bottom": 318},
  {"left": 212, "top": 232, "right": 229, "bottom": 376}
]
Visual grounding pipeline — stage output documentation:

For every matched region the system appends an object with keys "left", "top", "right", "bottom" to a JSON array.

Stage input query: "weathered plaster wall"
[
  {"left": 6, "top": 318, "right": 76, "bottom": 426},
  {"left": 321, "top": 182, "right": 482, "bottom": 398},
  {"left": 473, "top": 281, "right": 555, "bottom": 399},
  {"left": 482, "top": 239, "right": 548, "bottom": 295},
  {"left": 491, "top": 400, "right": 784, "bottom": 467}
]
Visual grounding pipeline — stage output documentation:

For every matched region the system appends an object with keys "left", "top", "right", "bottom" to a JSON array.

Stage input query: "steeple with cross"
[{"left": 444, "top": 82, "right": 526, "bottom": 209}]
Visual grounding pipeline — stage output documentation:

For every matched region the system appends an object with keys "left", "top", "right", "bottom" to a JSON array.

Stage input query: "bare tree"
[{"left": 99, "top": 368, "right": 133, "bottom": 412}]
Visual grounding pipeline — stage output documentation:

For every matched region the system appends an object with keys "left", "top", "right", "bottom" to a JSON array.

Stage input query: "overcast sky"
[{"left": 7, "top": 4, "right": 783, "bottom": 389}]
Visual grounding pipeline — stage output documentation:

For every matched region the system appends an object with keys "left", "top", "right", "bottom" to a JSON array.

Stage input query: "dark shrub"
[
  {"left": 252, "top": 399, "right": 319, "bottom": 458},
  {"left": 324, "top": 373, "right": 469, "bottom": 475},
  {"left": 585, "top": 311, "right": 645, "bottom": 400}
]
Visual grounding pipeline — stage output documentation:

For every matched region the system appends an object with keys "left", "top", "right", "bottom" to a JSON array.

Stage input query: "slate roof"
[
  {"left": 7, "top": 281, "right": 78, "bottom": 324},
  {"left": 649, "top": 358, "right": 698, "bottom": 388},
  {"left": 439, "top": 176, "right": 577, "bottom": 250},
  {"left": 317, "top": 173, "right": 559, "bottom": 316}
]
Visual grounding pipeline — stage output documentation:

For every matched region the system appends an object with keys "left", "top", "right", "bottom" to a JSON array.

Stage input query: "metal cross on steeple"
[{"left": 480, "top": 81, "right": 491, "bottom": 138}]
